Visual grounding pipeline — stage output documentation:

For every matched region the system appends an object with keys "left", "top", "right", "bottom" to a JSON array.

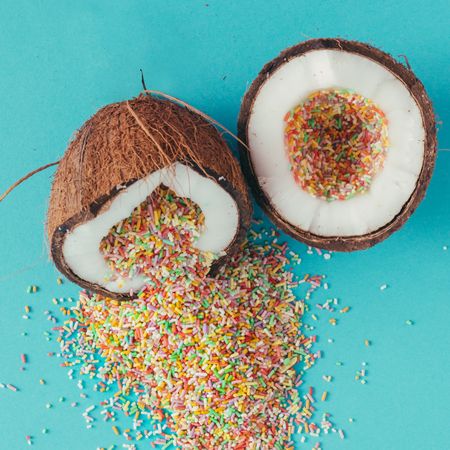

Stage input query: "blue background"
[{"left": 1, "top": 1, "right": 449, "bottom": 449}]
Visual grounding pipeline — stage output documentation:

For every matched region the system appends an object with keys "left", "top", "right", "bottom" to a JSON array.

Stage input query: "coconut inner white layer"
[
  {"left": 62, "top": 163, "right": 239, "bottom": 294},
  {"left": 248, "top": 49, "right": 425, "bottom": 237}
]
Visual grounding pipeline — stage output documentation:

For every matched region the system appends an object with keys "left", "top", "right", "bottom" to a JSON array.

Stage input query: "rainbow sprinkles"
[
  {"left": 284, "top": 89, "right": 389, "bottom": 202},
  {"left": 54, "top": 187, "right": 344, "bottom": 449}
]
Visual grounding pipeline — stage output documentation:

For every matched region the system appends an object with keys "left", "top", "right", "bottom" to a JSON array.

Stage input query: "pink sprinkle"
[{"left": 6, "top": 384, "right": 18, "bottom": 392}]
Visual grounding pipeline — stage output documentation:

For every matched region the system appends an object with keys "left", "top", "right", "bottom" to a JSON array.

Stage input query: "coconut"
[
  {"left": 47, "top": 94, "right": 251, "bottom": 300},
  {"left": 238, "top": 38, "right": 436, "bottom": 251}
]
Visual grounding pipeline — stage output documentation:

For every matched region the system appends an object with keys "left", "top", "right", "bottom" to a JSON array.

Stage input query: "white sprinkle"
[{"left": 380, "top": 284, "right": 388, "bottom": 291}]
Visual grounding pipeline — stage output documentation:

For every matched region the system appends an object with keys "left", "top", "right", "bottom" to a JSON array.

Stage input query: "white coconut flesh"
[
  {"left": 62, "top": 162, "right": 239, "bottom": 294},
  {"left": 247, "top": 49, "right": 425, "bottom": 237}
]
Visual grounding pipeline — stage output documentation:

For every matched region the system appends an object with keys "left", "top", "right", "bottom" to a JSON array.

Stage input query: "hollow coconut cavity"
[
  {"left": 238, "top": 38, "right": 437, "bottom": 251},
  {"left": 47, "top": 94, "right": 251, "bottom": 300}
]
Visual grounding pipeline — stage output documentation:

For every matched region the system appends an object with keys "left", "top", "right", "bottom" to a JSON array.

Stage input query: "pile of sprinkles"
[
  {"left": 46, "top": 187, "right": 346, "bottom": 448},
  {"left": 284, "top": 89, "right": 389, "bottom": 201},
  {"left": 58, "top": 232, "right": 342, "bottom": 449}
]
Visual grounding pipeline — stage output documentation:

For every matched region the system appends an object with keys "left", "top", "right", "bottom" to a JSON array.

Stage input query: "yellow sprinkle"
[
  {"left": 340, "top": 306, "right": 350, "bottom": 313},
  {"left": 365, "top": 339, "right": 371, "bottom": 347},
  {"left": 321, "top": 391, "right": 328, "bottom": 401},
  {"left": 24, "top": 306, "right": 30, "bottom": 313},
  {"left": 56, "top": 277, "right": 63, "bottom": 285},
  {"left": 112, "top": 425, "right": 120, "bottom": 435},
  {"left": 329, "top": 318, "right": 337, "bottom": 326}
]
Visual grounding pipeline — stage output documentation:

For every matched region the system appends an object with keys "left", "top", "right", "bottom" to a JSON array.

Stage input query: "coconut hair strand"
[{"left": 0, "top": 161, "right": 60, "bottom": 203}]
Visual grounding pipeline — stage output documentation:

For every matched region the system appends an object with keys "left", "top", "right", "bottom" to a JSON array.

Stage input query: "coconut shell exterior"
[
  {"left": 48, "top": 94, "right": 252, "bottom": 300},
  {"left": 238, "top": 38, "right": 437, "bottom": 251}
]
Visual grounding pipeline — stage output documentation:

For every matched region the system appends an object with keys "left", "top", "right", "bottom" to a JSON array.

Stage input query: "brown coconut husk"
[
  {"left": 48, "top": 93, "right": 252, "bottom": 300},
  {"left": 238, "top": 38, "right": 437, "bottom": 251}
]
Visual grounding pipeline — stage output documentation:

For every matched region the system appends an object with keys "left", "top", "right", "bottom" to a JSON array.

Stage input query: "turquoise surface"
[{"left": 1, "top": 1, "right": 449, "bottom": 449}]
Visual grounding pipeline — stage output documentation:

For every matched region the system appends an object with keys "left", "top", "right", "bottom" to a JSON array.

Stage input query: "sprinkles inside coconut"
[
  {"left": 285, "top": 89, "right": 389, "bottom": 201},
  {"left": 100, "top": 186, "right": 216, "bottom": 289}
]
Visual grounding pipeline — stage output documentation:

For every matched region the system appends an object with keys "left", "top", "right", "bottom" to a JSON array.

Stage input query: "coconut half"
[
  {"left": 238, "top": 38, "right": 436, "bottom": 251},
  {"left": 48, "top": 94, "right": 252, "bottom": 300}
]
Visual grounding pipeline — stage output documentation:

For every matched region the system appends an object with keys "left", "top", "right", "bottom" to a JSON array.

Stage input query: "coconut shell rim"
[{"left": 237, "top": 37, "right": 437, "bottom": 251}]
